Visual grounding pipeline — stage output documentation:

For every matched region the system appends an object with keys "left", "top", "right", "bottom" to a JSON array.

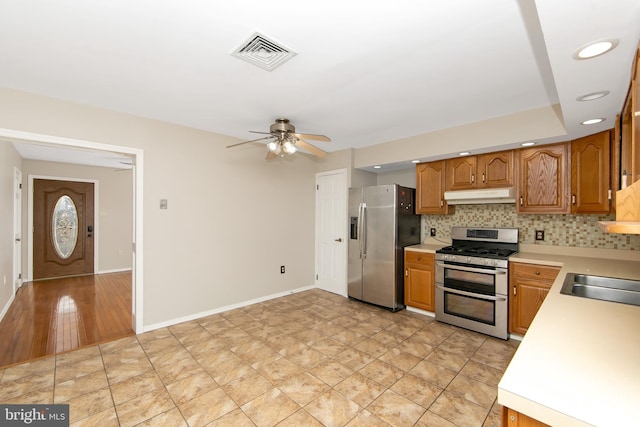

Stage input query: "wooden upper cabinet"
[
  {"left": 416, "top": 160, "right": 450, "bottom": 214},
  {"left": 517, "top": 143, "right": 570, "bottom": 214},
  {"left": 620, "top": 43, "right": 639, "bottom": 185},
  {"left": 478, "top": 150, "right": 514, "bottom": 188},
  {"left": 445, "top": 157, "right": 477, "bottom": 191},
  {"left": 571, "top": 130, "right": 611, "bottom": 214},
  {"left": 445, "top": 150, "right": 514, "bottom": 191}
]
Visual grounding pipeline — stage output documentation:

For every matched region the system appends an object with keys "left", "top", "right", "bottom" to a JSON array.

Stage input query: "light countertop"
[
  {"left": 403, "top": 243, "right": 443, "bottom": 253},
  {"left": 499, "top": 250, "right": 640, "bottom": 426}
]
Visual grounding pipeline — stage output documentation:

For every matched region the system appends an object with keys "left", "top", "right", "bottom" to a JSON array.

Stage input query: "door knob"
[{"left": 334, "top": 238, "right": 343, "bottom": 242}]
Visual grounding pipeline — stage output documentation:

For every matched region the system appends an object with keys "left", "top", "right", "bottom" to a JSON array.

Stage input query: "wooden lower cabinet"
[
  {"left": 502, "top": 407, "right": 550, "bottom": 427},
  {"left": 509, "top": 262, "right": 560, "bottom": 335},
  {"left": 404, "top": 251, "right": 435, "bottom": 311}
]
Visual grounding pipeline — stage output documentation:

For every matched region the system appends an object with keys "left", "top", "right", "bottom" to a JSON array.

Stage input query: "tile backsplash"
[{"left": 421, "top": 204, "right": 640, "bottom": 250}]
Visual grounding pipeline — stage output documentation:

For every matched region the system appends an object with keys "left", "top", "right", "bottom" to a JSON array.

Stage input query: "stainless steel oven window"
[
  {"left": 443, "top": 267, "right": 496, "bottom": 295},
  {"left": 444, "top": 292, "right": 495, "bottom": 325}
]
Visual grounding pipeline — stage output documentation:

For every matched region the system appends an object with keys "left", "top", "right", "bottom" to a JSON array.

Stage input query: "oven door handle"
[
  {"left": 436, "top": 285, "right": 507, "bottom": 301},
  {"left": 435, "top": 262, "right": 507, "bottom": 275}
]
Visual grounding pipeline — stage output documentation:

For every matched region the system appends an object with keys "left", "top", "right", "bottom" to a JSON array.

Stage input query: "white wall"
[
  {"left": 21, "top": 160, "right": 133, "bottom": 274},
  {"left": 0, "top": 143, "right": 21, "bottom": 319},
  {"left": 0, "top": 87, "right": 318, "bottom": 327}
]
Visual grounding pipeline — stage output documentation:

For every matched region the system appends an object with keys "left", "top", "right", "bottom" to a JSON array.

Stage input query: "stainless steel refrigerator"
[{"left": 348, "top": 184, "right": 420, "bottom": 311}]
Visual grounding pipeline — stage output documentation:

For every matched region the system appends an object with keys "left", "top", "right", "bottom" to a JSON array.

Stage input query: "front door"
[{"left": 33, "top": 179, "right": 95, "bottom": 280}]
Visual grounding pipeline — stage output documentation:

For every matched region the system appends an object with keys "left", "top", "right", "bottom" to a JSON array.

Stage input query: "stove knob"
[{"left": 467, "top": 257, "right": 472, "bottom": 264}]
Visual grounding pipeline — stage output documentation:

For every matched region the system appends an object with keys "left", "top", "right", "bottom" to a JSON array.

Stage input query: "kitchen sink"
[{"left": 560, "top": 273, "right": 640, "bottom": 307}]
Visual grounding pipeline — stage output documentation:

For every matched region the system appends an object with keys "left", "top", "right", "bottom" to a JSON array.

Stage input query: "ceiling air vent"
[{"left": 232, "top": 32, "right": 297, "bottom": 71}]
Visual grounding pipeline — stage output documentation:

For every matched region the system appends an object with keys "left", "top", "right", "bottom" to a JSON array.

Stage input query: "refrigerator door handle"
[{"left": 358, "top": 202, "right": 367, "bottom": 258}]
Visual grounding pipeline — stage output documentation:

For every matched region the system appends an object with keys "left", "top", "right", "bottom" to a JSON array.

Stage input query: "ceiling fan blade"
[
  {"left": 226, "top": 136, "right": 273, "bottom": 148},
  {"left": 266, "top": 151, "right": 278, "bottom": 160},
  {"left": 249, "top": 130, "right": 273, "bottom": 135},
  {"left": 292, "top": 133, "right": 330, "bottom": 142},
  {"left": 296, "top": 139, "right": 327, "bottom": 158}
]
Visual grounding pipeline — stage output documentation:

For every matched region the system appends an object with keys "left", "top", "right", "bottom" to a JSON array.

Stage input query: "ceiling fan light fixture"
[
  {"left": 282, "top": 140, "right": 297, "bottom": 154},
  {"left": 267, "top": 141, "right": 281, "bottom": 154}
]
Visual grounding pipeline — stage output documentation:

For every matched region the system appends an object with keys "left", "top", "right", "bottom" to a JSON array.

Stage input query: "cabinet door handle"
[
  {"left": 572, "top": 194, "right": 576, "bottom": 205},
  {"left": 440, "top": 199, "right": 444, "bottom": 207},
  {"left": 535, "top": 271, "right": 540, "bottom": 275},
  {"left": 482, "top": 173, "right": 486, "bottom": 183},
  {"left": 513, "top": 286, "right": 517, "bottom": 296},
  {"left": 519, "top": 196, "right": 523, "bottom": 207},
  {"left": 471, "top": 174, "right": 475, "bottom": 184},
  {"left": 405, "top": 269, "right": 408, "bottom": 277}
]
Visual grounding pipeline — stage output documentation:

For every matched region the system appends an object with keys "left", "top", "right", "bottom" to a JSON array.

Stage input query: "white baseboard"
[
  {"left": 406, "top": 305, "right": 436, "bottom": 317},
  {"left": 142, "top": 284, "right": 316, "bottom": 333},
  {"left": 97, "top": 268, "right": 132, "bottom": 274},
  {"left": 0, "top": 292, "right": 16, "bottom": 323}
]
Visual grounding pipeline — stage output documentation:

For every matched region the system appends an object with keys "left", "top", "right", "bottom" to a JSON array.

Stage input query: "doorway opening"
[{"left": 0, "top": 127, "right": 144, "bottom": 334}]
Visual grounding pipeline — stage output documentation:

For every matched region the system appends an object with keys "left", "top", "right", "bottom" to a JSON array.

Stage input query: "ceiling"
[{"left": 1, "top": 0, "right": 639, "bottom": 170}]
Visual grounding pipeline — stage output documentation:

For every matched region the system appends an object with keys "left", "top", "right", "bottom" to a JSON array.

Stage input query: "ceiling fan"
[{"left": 226, "top": 118, "right": 330, "bottom": 159}]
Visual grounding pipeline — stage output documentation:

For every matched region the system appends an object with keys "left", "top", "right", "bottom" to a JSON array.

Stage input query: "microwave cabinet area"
[
  {"left": 445, "top": 150, "right": 514, "bottom": 191},
  {"left": 516, "top": 143, "right": 570, "bottom": 214},
  {"left": 509, "top": 262, "right": 560, "bottom": 336},
  {"left": 416, "top": 160, "right": 450, "bottom": 214},
  {"left": 404, "top": 251, "right": 435, "bottom": 312}
]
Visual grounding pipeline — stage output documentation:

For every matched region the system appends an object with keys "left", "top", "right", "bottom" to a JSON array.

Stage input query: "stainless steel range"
[{"left": 435, "top": 227, "right": 518, "bottom": 340}]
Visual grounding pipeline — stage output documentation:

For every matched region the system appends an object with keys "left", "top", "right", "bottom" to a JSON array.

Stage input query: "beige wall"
[
  {"left": 354, "top": 105, "right": 567, "bottom": 169},
  {"left": 376, "top": 168, "right": 415, "bottom": 188},
  {"left": 21, "top": 160, "right": 133, "bottom": 274},
  {"left": 0, "top": 143, "right": 21, "bottom": 317},
  {"left": 0, "top": 87, "right": 318, "bottom": 327}
]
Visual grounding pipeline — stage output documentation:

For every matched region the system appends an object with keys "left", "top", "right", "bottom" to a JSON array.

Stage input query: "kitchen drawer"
[
  {"left": 405, "top": 251, "right": 434, "bottom": 264},
  {"left": 511, "top": 262, "right": 560, "bottom": 282}
]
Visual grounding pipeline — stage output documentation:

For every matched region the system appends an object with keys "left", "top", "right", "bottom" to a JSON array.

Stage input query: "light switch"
[{"left": 160, "top": 199, "right": 168, "bottom": 209}]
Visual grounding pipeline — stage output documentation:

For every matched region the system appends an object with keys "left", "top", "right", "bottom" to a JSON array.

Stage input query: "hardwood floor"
[{"left": 0, "top": 272, "right": 133, "bottom": 368}]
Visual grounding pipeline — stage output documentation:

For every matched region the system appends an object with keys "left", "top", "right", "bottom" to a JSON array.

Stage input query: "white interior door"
[
  {"left": 315, "top": 169, "right": 347, "bottom": 296},
  {"left": 13, "top": 167, "right": 22, "bottom": 292}
]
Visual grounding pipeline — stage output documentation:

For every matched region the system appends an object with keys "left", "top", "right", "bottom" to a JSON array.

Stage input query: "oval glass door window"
[{"left": 52, "top": 195, "right": 78, "bottom": 259}]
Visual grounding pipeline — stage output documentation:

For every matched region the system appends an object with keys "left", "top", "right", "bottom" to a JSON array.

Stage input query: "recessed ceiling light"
[
  {"left": 411, "top": 160, "right": 421, "bottom": 163},
  {"left": 521, "top": 142, "right": 536, "bottom": 147},
  {"left": 573, "top": 39, "right": 618, "bottom": 60},
  {"left": 581, "top": 118, "right": 605, "bottom": 125},
  {"left": 373, "top": 165, "right": 381, "bottom": 169},
  {"left": 577, "top": 91, "right": 610, "bottom": 101},
  {"left": 459, "top": 152, "right": 470, "bottom": 156}
]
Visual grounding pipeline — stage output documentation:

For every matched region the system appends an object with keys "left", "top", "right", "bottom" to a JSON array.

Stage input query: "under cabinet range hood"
[{"left": 444, "top": 187, "right": 516, "bottom": 205}]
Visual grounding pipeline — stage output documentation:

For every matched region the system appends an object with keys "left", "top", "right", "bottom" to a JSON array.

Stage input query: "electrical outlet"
[
  {"left": 280, "top": 265, "right": 285, "bottom": 274},
  {"left": 535, "top": 230, "right": 545, "bottom": 241},
  {"left": 430, "top": 228, "right": 436, "bottom": 237}
]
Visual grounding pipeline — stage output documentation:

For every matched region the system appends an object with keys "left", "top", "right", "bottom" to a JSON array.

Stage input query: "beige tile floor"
[{"left": 0, "top": 289, "right": 519, "bottom": 427}]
